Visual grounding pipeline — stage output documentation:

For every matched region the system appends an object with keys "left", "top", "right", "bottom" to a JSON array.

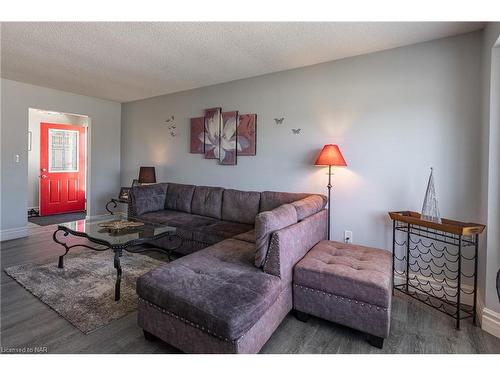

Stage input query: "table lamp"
[
  {"left": 138, "top": 166, "right": 156, "bottom": 184},
  {"left": 315, "top": 144, "right": 347, "bottom": 240}
]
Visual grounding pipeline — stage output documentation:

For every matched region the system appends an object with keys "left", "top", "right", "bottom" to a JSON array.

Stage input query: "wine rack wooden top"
[{"left": 388, "top": 211, "right": 485, "bottom": 236}]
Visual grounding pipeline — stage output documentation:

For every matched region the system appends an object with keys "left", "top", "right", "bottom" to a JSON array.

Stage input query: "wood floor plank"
[{"left": 1, "top": 230, "right": 500, "bottom": 354}]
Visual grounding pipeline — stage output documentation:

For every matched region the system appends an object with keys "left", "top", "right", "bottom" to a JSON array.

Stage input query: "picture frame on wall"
[
  {"left": 237, "top": 114, "right": 257, "bottom": 156},
  {"left": 219, "top": 111, "right": 238, "bottom": 165},
  {"left": 189, "top": 107, "right": 257, "bottom": 165},
  {"left": 189, "top": 117, "right": 205, "bottom": 154},
  {"left": 204, "top": 107, "right": 222, "bottom": 160}
]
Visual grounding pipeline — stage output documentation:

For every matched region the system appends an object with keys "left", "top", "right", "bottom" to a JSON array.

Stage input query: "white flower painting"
[{"left": 190, "top": 107, "right": 257, "bottom": 165}]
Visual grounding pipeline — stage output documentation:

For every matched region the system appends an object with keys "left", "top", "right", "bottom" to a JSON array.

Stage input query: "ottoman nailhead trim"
[
  {"left": 139, "top": 285, "right": 292, "bottom": 348},
  {"left": 294, "top": 284, "right": 388, "bottom": 311},
  {"left": 139, "top": 297, "right": 241, "bottom": 343}
]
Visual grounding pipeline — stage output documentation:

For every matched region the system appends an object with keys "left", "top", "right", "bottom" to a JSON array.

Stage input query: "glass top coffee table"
[{"left": 53, "top": 213, "right": 180, "bottom": 301}]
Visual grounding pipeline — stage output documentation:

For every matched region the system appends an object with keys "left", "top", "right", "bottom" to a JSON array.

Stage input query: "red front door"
[{"left": 39, "top": 123, "right": 86, "bottom": 216}]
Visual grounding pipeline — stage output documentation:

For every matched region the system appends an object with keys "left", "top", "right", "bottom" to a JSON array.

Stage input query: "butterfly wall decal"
[
  {"left": 165, "top": 115, "right": 176, "bottom": 137},
  {"left": 291, "top": 128, "right": 301, "bottom": 135},
  {"left": 274, "top": 117, "right": 285, "bottom": 125}
]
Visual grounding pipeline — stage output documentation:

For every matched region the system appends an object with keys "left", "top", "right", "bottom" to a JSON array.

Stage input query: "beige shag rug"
[{"left": 4, "top": 250, "right": 166, "bottom": 333}]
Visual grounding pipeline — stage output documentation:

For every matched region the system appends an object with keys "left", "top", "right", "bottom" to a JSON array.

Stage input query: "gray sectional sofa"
[{"left": 129, "top": 183, "right": 328, "bottom": 353}]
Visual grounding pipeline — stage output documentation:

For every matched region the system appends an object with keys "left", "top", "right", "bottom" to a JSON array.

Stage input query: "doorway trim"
[{"left": 27, "top": 108, "right": 92, "bottom": 219}]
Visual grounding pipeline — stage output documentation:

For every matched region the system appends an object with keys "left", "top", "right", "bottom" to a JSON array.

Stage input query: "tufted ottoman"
[{"left": 293, "top": 240, "right": 392, "bottom": 348}]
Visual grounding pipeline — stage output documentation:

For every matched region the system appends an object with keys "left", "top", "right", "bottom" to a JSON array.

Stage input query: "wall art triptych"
[{"left": 190, "top": 107, "right": 257, "bottom": 165}]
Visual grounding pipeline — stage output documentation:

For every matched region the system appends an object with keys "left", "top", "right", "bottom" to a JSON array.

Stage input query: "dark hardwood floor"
[{"left": 1, "top": 228, "right": 500, "bottom": 354}]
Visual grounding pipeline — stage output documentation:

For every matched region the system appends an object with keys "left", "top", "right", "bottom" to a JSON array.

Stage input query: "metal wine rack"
[{"left": 389, "top": 211, "right": 485, "bottom": 329}]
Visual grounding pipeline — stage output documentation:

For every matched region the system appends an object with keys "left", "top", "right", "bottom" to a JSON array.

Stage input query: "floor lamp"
[{"left": 315, "top": 144, "right": 347, "bottom": 240}]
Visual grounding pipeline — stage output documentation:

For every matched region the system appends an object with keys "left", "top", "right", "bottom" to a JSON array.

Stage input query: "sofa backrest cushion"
[
  {"left": 191, "top": 186, "right": 224, "bottom": 219},
  {"left": 263, "top": 209, "right": 328, "bottom": 283},
  {"left": 259, "top": 191, "right": 311, "bottom": 212},
  {"left": 165, "top": 183, "right": 196, "bottom": 213},
  {"left": 129, "top": 183, "right": 168, "bottom": 216},
  {"left": 292, "top": 195, "right": 327, "bottom": 221},
  {"left": 254, "top": 203, "right": 298, "bottom": 268},
  {"left": 221, "top": 189, "right": 261, "bottom": 225}
]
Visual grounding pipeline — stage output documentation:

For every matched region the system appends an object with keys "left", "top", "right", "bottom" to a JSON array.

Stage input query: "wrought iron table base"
[
  {"left": 106, "top": 198, "right": 128, "bottom": 215},
  {"left": 53, "top": 228, "right": 177, "bottom": 302},
  {"left": 391, "top": 221, "right": 478, "bottom": 330},
  {"left": 114, "top": 250, "right": 122, "bottom": 301}
]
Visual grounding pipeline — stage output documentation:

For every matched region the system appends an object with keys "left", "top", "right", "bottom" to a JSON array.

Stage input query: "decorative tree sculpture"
[{"left": 421, "top": 167, "right": 442, "bottom": 223}]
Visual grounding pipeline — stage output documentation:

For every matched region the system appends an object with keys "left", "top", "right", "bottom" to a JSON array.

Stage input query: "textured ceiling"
[{"left": 0, "top": 22, "right": 485, "bottom": 102}]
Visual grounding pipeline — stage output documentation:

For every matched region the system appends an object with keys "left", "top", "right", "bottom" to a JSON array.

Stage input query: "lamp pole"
[
  {"left": 327, "top": 165, "right": 332, "bottom": 240},
  {"left": 314, "top": 144, "right": 346, "bottom": 241}
]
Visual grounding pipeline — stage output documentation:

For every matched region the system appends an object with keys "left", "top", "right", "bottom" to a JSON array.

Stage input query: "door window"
[{"left": 48, "top": 129, "right": 79, "bottom": 172}]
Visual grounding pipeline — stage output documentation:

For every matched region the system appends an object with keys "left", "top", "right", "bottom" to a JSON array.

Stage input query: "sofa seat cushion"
[
  {"left": 166, "top": 214, "right": 219, "bottom": 229},
  {"left": 139, "top": 211, "right": 250, "bottom": 246},
  {"left": 137, "top": 209, "right": 193, "bottom": 225},
  {"left": 294, "top": 240, "right": 392, "bottom": 308},
  {"left": 192, "top": 221, "right": 253, "bottom": 245},
  {"left": 137, "top": 239, "right": 282, "bottom": 341},
  {"left": 203, "top": 221, "right": 254, "bottom": 237},
  {"left": 233, "top": 229, "right": 255, "bottom": 243}
]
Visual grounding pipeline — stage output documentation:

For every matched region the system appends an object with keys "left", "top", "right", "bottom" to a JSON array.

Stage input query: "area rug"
[
  {"left": 4, "top": 250, "right": 166, "bottom": 334},
  {"left": 28, "top": 211, "right": 87, "bottom": 226}
]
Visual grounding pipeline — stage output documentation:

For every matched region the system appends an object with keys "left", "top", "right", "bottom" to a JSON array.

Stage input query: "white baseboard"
[
  {"left": 0, "top": 226, "right": 29, "bottom": 241},
  {"left": 478, "top": 295, "right": 500, "bottom": 339},
  {"left": 481, "top": 309, "right": 500, "bottom": 338}
]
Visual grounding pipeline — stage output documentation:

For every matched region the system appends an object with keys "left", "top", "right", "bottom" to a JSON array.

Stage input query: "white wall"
[
  {"left": 27, "top": 109, "right": 88, "bottom": 209},
  {"left": 1, "top": 79, "right": 121, "bottom": 238},
  {"left": 480, "top": 22, "right": 500, "bottom": 317},
  {"left": 485, "top": 44, "right": 500, "bottom": 316},
  {"left": 122, "top": 32, "right": 482, "bottom": 253}
]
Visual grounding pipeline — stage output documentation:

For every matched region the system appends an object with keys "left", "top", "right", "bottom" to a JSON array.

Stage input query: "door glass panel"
[{"left": 48, "top": 129, "right": 79, "bottom": 172}]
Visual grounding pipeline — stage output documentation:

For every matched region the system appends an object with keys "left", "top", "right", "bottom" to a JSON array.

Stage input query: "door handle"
[{"left": 40, "top": 175, "right": 48, "bottom": 179}]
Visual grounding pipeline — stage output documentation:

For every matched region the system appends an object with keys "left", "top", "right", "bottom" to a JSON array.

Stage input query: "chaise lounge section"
[{"left": 129, "top": 183, "right": 328, "bottom": 353}]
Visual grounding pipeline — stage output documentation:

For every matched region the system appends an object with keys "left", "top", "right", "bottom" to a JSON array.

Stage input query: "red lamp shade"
[
  {"left": 315, "top": 144, "right": 347, "bottom": 166},
  {"left": 138, "top": 166, "right": 156, "bottom": 184}
]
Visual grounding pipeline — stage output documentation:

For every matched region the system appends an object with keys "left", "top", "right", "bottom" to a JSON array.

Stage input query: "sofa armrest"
[
  {"left": 263, "top": 209, "right": 327, "bottom": 283},
  {"left": 128, "top": 183, "right": 168, "bottom": 217}
]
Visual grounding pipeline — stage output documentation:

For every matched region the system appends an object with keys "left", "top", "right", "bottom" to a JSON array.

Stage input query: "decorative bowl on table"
[{"left": 98, "top": 220, "right": 145, "bottom": 231}]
